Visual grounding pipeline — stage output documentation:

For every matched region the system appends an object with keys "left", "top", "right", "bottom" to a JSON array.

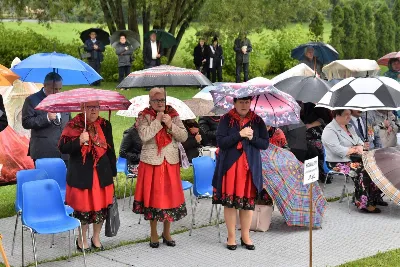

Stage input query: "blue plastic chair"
[
  {"left": 117, "top": 157, "right": 138, "bottom": 211},
  {"left": 116, "top": 157, "right": 128, "bottom": 175},
  {"left": 21, "top": 179, "right": 87, "bottom": 267},
  {"left": 35, "top": 158, "right": 67, "bottom": 201}
]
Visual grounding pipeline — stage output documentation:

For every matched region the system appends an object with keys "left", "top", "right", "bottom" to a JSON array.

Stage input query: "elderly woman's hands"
[
  {"left": 162, "top": 114, "right": 172, "bottom": 128},
  {"left": 80, "top": 131, "right": 89, "bottom": 145},
  {"left": 240, "top": 127, "right": 254, "bottom": 140}
]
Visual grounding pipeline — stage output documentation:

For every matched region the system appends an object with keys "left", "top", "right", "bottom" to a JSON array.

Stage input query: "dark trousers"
[
  {"left": 88, "top": 60, "right": 101, "bottom": 86},
  {"left": 118, "top": 66, "right": 131, "bottom": 83},
  {"left": 236, "top": 63, "right": 249, "bottom": 83},
  {"left": 209, "top": 66, "right": 222, "bottom": 83}
]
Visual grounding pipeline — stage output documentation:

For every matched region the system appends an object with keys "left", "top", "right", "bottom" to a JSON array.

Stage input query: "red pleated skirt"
[{"left": 66, "top": 169, "right": 114, "bottom": 213}]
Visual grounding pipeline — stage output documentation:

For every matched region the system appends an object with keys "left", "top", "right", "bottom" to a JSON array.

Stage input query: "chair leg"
[
  {"left": 138, "top": 214, "right": 142, "bottom": 224},
  {"left": 189, "top": 188, "right": 194, "bottom": 236},
  {"left": 11, "top": 211, "right": 20, "bottom": 256},
  {"left": 30, "top": 230, "right": 38, "bottom": 267},
  {"left": 73, "top": 229, "right": 77, "bottom": 254},
  {"left": 79, "top": 225, "right": 87, "bottom": 267},
  {"left": 346, "top": 186, "right": 350, "bottom": 214},
  {"left": 122, "top": 176, "right": 128, "bottom": 211},
  {"left": 114, "top": 176, "right": 119, "bottom": 198},
  {"left": 68, "top": 230, "right": 71, "bottom": 261},
  {"left": 209, "top": 203, "right": 214, "bottom": 224},
  {"left": 22, "top": 225, "right": 24, "bottom": 267},
  {"left": 216, "top": 204, "right": 222, "bottom": 243},
  {"left": 50, "top": 234, "right": 55, "bottom": 248},
  {"left": 193, "top": 197, "right": 199, "bottom": 226},
  {"left": 129, "top": 178, "right": 134, "bottom": 209}
]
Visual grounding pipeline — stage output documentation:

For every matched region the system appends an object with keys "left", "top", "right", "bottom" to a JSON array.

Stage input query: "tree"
[
  {"left": 365, "top": 4, "right": 378, "bottom": 59},
  {"left": 375, "top": 2, "right": 396, "bottom": 57},
  {"left": 309, "top": 11, "right": 324, "bottom": 42},
  {"left": 352, "top": 0, "right": 369, "bottom": 58},
  {"left": 392, "top": 0, "right": 400, "bottom": 50},
  {"left": 329, "top": 5, "right": 344, "bottom": 57},
  {"left": 341, "top": 4, "right": 357, "bottom": 59}
]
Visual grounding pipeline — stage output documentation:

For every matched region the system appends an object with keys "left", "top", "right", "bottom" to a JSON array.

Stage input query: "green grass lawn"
[{"left": 338, "top": 249, "right": 400, "bottom": 267}]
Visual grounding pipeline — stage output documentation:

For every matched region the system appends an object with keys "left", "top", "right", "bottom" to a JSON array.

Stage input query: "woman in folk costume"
[
  {"left": 59, "top": 101, "right": 117, "bottom": 252},
  {"left": 212, "top": 96, "right": 269, "bottom": 250},
  {"left": 133, "top": 87, "right": 188, "bottom": 248}
]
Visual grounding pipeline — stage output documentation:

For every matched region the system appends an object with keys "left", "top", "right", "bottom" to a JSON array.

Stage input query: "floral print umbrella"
[{"left": 210, "top": 84, "right": 301, "bottom": 127}]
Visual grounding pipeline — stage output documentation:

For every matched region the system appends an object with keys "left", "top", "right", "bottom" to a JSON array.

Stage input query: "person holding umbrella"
[
  {"left": 384, "top": 58, "right": 400, "bottom": 82},
  {"left": 212, "top": 96, "right": 269, "bottom": 250},
  {"left": 115, "top": 33, "right": 135, "bottom": 84},
  {"left": 58, "top": 100, "right": 117, "bottom": 252},
  {"left": 143, "top": 32, "right": 163, "bottom": 69},
  {"left": 132, "top": 87, "right": 188, "bottom": 248},
  {"left": 300, "top": 46, "right": 323, "bottom": 77},
  {"left": 84, "top": 31, "right": 105, "bottom": 86},
  {"left": 0, "top": 95, "right": 7, "bottom": 132}
]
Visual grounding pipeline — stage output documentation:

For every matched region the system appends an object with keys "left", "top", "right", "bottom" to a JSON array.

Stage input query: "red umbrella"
[{"left": 377, "top": 51, "right": 400, "bottom": 66}]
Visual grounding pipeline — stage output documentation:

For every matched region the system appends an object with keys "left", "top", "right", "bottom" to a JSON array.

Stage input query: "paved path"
[{"left": 2, "top": 177, "right": 399, "bottom": 267}]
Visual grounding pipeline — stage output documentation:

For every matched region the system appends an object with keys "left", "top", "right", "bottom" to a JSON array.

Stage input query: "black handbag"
[{"left": 105, "top": 196, "right": 120, "bottom": 237}]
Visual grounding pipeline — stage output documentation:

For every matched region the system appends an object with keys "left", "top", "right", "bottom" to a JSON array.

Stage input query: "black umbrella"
[
  {"left": 144, "top": 29, "right": 177, "bottom": 49},
  {"left": 274, "top": 76, "right": 331, "bottom": 103},
  {"left": 80, "top": 28, "right": 110, "bottom": 46},
  {"left": 110, "top": 30, "right": 141, "bottom": 51}
]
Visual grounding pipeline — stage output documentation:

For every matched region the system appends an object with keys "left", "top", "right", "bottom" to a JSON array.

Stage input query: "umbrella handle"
[{"left": 84, "top": 105, "right": 89, "bottom": 146}]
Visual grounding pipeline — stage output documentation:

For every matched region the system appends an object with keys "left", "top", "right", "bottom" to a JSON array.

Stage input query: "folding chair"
[{"left": 21, "top": 179, "right": 86, "bottom": 267}]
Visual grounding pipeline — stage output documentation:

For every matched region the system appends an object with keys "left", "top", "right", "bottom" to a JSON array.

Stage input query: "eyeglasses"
[
  {"left": 150, "top": 99, "right": 165, "bottom": 104},
  {"left": 86, "top": 105, "right": 100, "bottom": 110}
]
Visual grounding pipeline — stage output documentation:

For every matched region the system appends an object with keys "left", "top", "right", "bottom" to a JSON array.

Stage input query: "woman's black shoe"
[
  {"left": 240, "top": 238, "right": 255, "bottom": 250},
  {"left": 149, "top": 241, "right": 160, "bottom": 248},
  {"left": 91, "top": 238, "right": 105, "bottom": 251},
  {"left": 76, "top": 239, "right": 91, "bottom": 253},
  {"left": 162, "top": 233, "right": 176, "bottom": 247},
  {"left": 226, "top": 238, "right": 237, "bottom": 250}
]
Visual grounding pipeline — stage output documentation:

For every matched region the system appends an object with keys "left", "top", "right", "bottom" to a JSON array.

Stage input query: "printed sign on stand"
[{"left": 304, "top": 156, "right": 319, "bottom": 185}]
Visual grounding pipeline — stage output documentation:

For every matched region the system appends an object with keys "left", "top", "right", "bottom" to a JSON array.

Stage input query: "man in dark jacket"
[
  {"left": 143, "top": 32, "right": 162, "bottom": 69},
  {"left": 22, "top": 72, "right": 71, "bottom": 165},
  {"left": 119, "top": 125, "right": 142, "bottom": 174},
  {"left": 115, "top": 33, "right": 135, "bottom": 84},
  {"left": 234, "top": 32, "right": 252, "bottom": 83},
  {"left": 0, "top": 95, "right": 7, "bottom": 132},
  {"left": 84, "top": 31, "right": 105, "bottom": 86},
  {"left": 193, "top": 38, "right": 208, "bottom": 74},
  {"left": 198, "top": 116, "right": 220, "bottom": 147}
]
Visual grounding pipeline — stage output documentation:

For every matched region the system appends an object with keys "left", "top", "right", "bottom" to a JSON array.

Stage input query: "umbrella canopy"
[
  {"left": 193, "top": 82, "right": 224, "bottom": 101},
  {"left": 246, "top": 77, "right": 272, "bottom": 86},
  {"left": 291, "top": 42, "right": 339, "bottom": 64},
  {"left": 116, "top": 95, "right": 196, "bottom": 120},
  {"left": 0, "top": 64, "right": 19, "bottom": 86},
  {"left": 274, "top": 76, "right": 332, "bottom": 103},
  {"left": 117, "top": 65, "right": 212, "bottom": 89},
  {"left": 80, "top": 28, "right": 110, "bottom": 46},
  {"left": 183, "top": 98, "right": 215, "bottom": 116},
  {"left": 377, "top": 51, "right": 400, "bottom": 66},
  {"left": 210, "top": 82, "right": 274, "bottom": 99},
  {"left": 261, "top": 145, "right": 327, "bottom": 227},
  {"left": 322, "top": 59, "right": 380, "bottom": 80},
  {"left": 144, "top": 29, "right": 177, "bottom": 49},
  {"left": 316, "top": 76, "right": 400, "bottom": 111},
  {"left": 270, "top": 63, "right": 315, "bottom": 84},
  {"left": 11, "top": 52, "right": 102, "bottom": 85},
  {"left": 35, "top": 88, "right": 131, "bottom": 113},
  {"left": 363, "top": 147, "right": 400, "bottom": 205},
  {"left": 210, "top": 85, "right": 300, "bottom": 127},
  {"left": 110, "top": 30, "right": 141, "bottom": 50}
]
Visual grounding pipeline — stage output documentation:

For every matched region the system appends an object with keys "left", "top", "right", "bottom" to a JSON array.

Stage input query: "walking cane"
[{"left": 0, "top": 234, "right": 10, "bottom": 267}]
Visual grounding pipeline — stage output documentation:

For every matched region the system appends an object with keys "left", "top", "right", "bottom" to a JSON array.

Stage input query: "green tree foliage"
[
  {"left": 392, "top": 0, "right": 400, "bottom": 50},
  {"left": 365, "top": 4, "right": 378, "bottom": 59},
  {"left": 341, "top": 4, "right": 357, "bottom": 59},
  {"left": 309, "top": 11, "right": 324, "bottom": 42},
  {"left": 329, "top": 4, "right": 344, "bottom": 57},
  {"left": 375, "top": 2, "right": 396, "bottom": 57},
  {"left": 352, "top": 0, "right": 369, "bottom": 58}
]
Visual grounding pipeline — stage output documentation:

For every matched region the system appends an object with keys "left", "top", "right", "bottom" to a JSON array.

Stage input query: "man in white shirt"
[{"left": 143, "top": 32, "right": 162, "bottom": 69}]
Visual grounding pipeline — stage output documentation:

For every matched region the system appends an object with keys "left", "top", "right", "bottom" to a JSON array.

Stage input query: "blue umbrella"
[
  {"left": 11, "top": 52, "right": 102, "bottom": 85},
  {"left": 291, "top": 42, "right": 339, "bottom": 65}
]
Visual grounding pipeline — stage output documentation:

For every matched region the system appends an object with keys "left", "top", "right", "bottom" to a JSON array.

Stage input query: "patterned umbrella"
[
  {"left": 116, "top": 95, "right": 196, "bottom": 120},
  {"left": 261, "top": 145, "right": 327, "bottom": 227},
  {"left": 117, "top": 65, "right": 212, "bottom": 89},
  {"left": 210, "top": 84, "right": 300, "bottom": 127},
  {"left": 0, "top": 64, "right": 19, "bottom": 86},
  {"left": 377, "top": 51, "right": 400, "bottom": 66},
  {"left": 363, "top": 147, "right": 400, "bottom": 205},
  {"left": 183, "top": 98, "right": 216, "bottom": 116},
  {"left": 35, "top": 88, "right": 131, "bottom": 112}
]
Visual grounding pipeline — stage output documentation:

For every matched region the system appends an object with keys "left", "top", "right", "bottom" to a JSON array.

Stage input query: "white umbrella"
[
  {"left": 116, "top": 95, "right": 196, "bottom": 120},
  {"left": 271, "top": 63, "right": 315, "bottom": 84},
  {"left": 322, "top": 59, "right": 380, "bottom": 80},
  {"left": 247, "top": 77, "right": 271, "bottom": 85}
]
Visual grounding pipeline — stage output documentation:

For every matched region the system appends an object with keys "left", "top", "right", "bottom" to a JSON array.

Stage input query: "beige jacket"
[{"left": 137, "top": 114, "right": 188, "bottom": 165}]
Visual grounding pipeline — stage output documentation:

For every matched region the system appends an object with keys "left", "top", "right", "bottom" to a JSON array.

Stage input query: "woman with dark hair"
[
  {"left": 207, "top": 36, "right": 223, "bottom": 83},
  {"left": 119, "top": 121, "right": 142, "bottom": 175},
  {"left": 213, "top": 96, "right": 269, "bottom": 250},
  {"left": 193, "top": 38, "right": 208, "bottom": 74},
  {"left": 199, "top": 116, "right": 220, "bottom": 146},
  {"left": 181, "top": 119, "right": 206, "bottom": 163},
  {"left": 384, "top": 58, "right": 400, "bottom": 81},
  {"left": 322, "top": 109, "right": 386, "bottom": 213}
]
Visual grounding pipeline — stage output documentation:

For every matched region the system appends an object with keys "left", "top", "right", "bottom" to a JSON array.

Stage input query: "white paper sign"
[{"left": 304, "top": 156, "right": 319, "bottom": 185}]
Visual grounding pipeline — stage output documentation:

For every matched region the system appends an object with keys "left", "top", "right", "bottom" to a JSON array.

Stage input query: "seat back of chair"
[
  {"left": 35, "top": 158, "right": 67, "bottom": 193},
  {"left": 15, "top": 169, "right": 50, "bottom": 212},
  {"left": 21, "top": 179, "right": 66, "bottom": 225},
  {"left": 117, "top": 157, "right": 128, "bottom": 175},
  {"left": 322, "top": 148, "right": 331, "bottom": 174},
  {"left": 192, "top": 156, "right": 215, "bottom": 197}
]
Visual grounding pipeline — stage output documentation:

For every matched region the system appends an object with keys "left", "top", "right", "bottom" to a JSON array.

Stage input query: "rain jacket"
[
  {"left": 384, "top": 63, "right": 400, "bottom": 81},
  {"left": 115, "top": 42, "right": 134, "bottom": 67}
]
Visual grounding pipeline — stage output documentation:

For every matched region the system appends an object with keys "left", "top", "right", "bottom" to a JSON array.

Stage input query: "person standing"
[
  {"left": 133, "top": 87, "right": 188, "bottom": 248},
  {"left": 115, "top": 33, "right": 134, "bottom": 85},
  {"left": 59, "top": 101, "right": 117, "bottom": 252},
  {"left": 193, "top": 38, "right": 208, "bottom": 74},
  {"left": 207, "top": 37, "right": 223, "bottom": 83},
  {"left": 212, "top": 96, "right": 269, "bottom": 250},
  {"left": 143, "top": 32, "right": 163, "bottom": 69},
  {"left": 0, "top": 95, "right": 7, "bottom": 132},
  {"left": 22, "top": 72, "right": 71, "bottom": 165},
  {"left": 234, "top": 32, "right": 252, "bottom": 83},
  {"left": 300, "top": 46, "right": 324, "bottom": 78},
  {"left": 84, "top": 31, "right": 105, "bottom": 86}
]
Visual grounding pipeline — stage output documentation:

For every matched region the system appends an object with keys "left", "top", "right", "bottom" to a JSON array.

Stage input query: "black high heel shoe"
[
  {"left": 240, "top": 238, "right": 255, "bottom": 250},
  {"left": 76, "top": 239, "right": 91, "bottom": 253},
  {"left": 91, "top": 237, "right": 105, "bottom": 251},
  {"left": 149, "top": 236, "right": 160, "bottom": 248},
  {"left": 226, "top": 238, "right": 237, "bottom": 251},
  {"left": 162, "top": 233, "right": 176, "bottom": 247}
]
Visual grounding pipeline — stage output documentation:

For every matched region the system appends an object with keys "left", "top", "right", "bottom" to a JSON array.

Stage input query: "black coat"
[
  {"left": 0, "top": 95, "right": 7, "bottom": 132},
  {"left": 207, "top": 44, "right": 223, "bottom": 69},
  {"left": 59, "top": 120, "right": 117, "bottom": 189},
  {"left": 199, "top": 116, "right": 220, "bottom": 146},
  {"left": 84, "top": 39, "right": 105, "bottom": 62},
  {"left": 119, "top": 126, "right": 142, "bottom": 166},
  {"left": 193, "top": 44, "right": 208, "bottom": 67},
  {"left": 143, "top": 40, "right": 163, "bottom": 67},
  {"left": 22, "top": 89, "right": 71, "bottom": 160},
  {"left": 181, "top": 122, "right": 207, "bottom": 163}
]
